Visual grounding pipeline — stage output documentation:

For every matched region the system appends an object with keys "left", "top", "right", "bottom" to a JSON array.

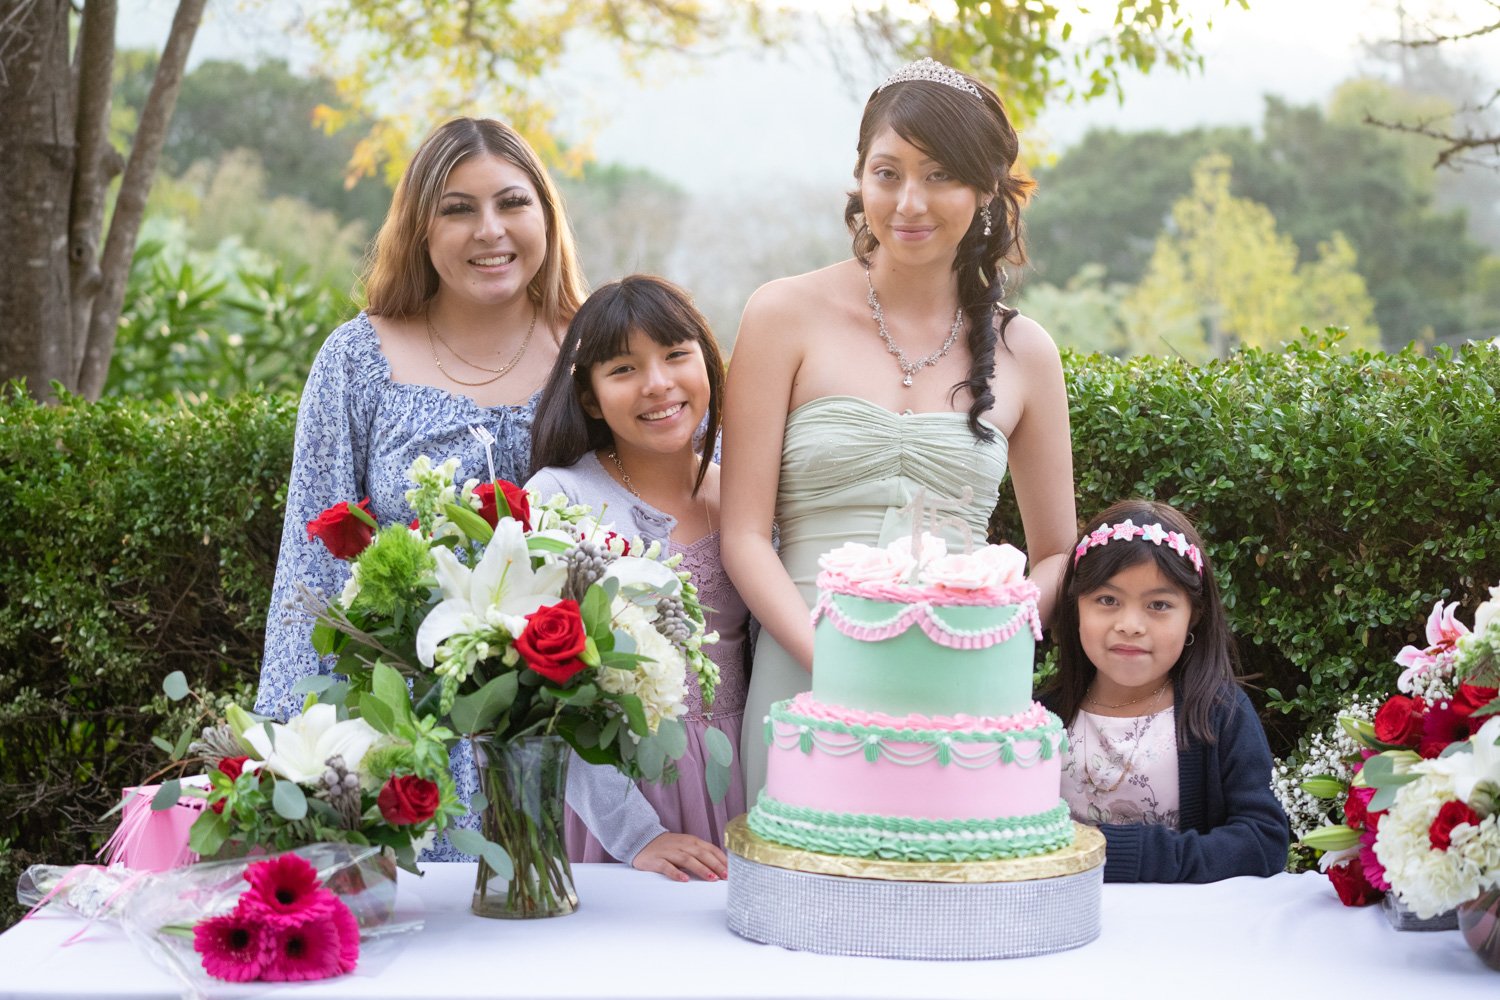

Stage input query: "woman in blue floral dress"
[{"left": 256, "top": 118, "right": 587, "bottom": 858}]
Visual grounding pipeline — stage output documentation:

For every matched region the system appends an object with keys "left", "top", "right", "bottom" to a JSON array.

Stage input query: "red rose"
[
  {"left": 1327, "top": 860, "right": 1383, "bottom": 907},
  {"left": 306, "top": 498, "right": 375, "bottom": 559},
  {"left": 1429, "top": 799, "right": 1482, "bottom": 851},
  {"left": 211, "top": 756, "right": 253, "bottom": 814},
  {"left": 473, "top": 481, "right": 532, "bottom": 530},
  {"left": 1344, "top": 784, "right": 1375, "bottom": 830},
  {"left": 1418, "top": 701, "right": 1473, "bottom": 758},
  {"left": 1454, "top": 684, "right": 1500, "bottom": 734},
  {"left": 1373, "top": 694, "right": 1426, "bottom": 746},
  {"left": 377, "top": 775, "right": 440, "bottom": 826},
  {"left": 514, "top": 600, "right": 588, "bottom": 685}
]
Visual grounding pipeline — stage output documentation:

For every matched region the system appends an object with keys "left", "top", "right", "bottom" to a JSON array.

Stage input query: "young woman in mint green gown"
[{"left": 722, "top": 61, "right": 1079, "bottom": 800}]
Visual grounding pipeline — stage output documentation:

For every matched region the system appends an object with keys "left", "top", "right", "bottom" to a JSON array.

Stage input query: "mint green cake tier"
[
  {"left": 746, "top": 795, "right": 1075, "bottom": 863},
  {"left": 811, "top": 593, "right": 1035, "bottom": 718}
]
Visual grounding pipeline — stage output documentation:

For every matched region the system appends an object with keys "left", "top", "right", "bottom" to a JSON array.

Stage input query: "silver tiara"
[{"left": 877, "top": 58, "right": 981, "bottom": 100}]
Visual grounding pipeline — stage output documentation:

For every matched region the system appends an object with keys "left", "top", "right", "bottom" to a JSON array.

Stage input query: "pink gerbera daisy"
[
  {"left": 241, "top": 854, "right": 337, "bottom": 927},
  {"left": 193, "top": 909, "right": 272, "bottom": 982},
  {"left": 328, "top": 897, "right": 361, "bottom": 973},
  {"left": 260, "top": 915, "right": 348, "bottom": 982}
]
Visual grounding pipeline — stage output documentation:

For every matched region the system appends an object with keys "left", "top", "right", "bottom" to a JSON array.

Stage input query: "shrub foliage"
[{"left": 1, "top": 335, "right": 1497, "bottom": 923}]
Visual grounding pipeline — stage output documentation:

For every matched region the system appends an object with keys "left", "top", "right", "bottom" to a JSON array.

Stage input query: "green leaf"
[
  {"left": 1300, "top": 775, "right": 1347, "bottom": 800},
  {"left": 704, "top": 727, "right": 734, "bottom": 768},
  {"left": 637, "top": 733, "right": 666, "bottom": 781},
  {"left": 656, "top": 718, "right": 687, "bottom": 760},
  {"left": 449, "top": 828, "right": 513, "bottom": 879},
  {"left": 600, "top": 651, "right": 651, "bottom": 669},
  {"left": 162, "top": 671, "right": 189, "bottom": 701},
  {"left": 151, "top": 779, "right": 182, "bottom": 811},
  {"left": 526, "top": 536, "right": 571, "bottom": 554},
  {"left": 188, "top": 810, "right": 230, "bottom": 856},
  {"left": 1369, "top": 785, "right": 1403, "bottom": 813},
  {"left": 706, "top": 758, "right": 731, "bottom": 804},
  {"left": 291, "top": 674, "right": 336, "bottom": 696},
  {"left": 599, "top": 715, "right": 620, "bottom": 749},
  {"left": 171, "top": 726, "right": 193, "bottom": 761},
  {"left": 612, "top": 628, "right": 637, "bottom": 655},
  {"left": 1299, "top": 824, "right": 1361, "bottom": 852},
  {"left": 151, "top": 735, "right": 175, "bottom": 754},
  {"left": 615, "top": 693, "right": 648, "bottom": 737},
  {"left": 310, "top": 621, "right": 341, "bottom": 655},
  {"left": 471, "top": 791, "right": 488, "bottom": 813},
  {"left": 272, "top": 780, "right": 308, "bottom": 820},
  {"left": 372, "top": 662, "right": 413, "bottom": 723},
  {"left": 346, "top": 500, "right": 378, "bottom": 529},
  {"left": 581, "top": 583, "right": 612, "bottom": 638},
  {"left": 450, "top": 673, "right": 519, "bottom": 733},
  {"left": 443, "top": 502, "right": 493, "bottom": 544},
  {"left": 359, "top": 693, "right": 397, "bottom": 735}
]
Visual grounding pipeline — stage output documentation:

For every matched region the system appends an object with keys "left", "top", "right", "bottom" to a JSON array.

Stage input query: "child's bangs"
[{"left": 571, "top": 290, "right": 700, "bottom": 372}]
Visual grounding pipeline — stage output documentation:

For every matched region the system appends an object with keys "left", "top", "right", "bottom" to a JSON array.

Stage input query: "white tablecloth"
[{"left": 0, "top": 864, "right": 1493, "bottom": 999}]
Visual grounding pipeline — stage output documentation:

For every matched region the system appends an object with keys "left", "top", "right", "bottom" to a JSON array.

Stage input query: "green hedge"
[
  {"left": 1, "top": 336, "right": 1497, "bottom": 924},
  {"left": 992, "top": 336, "right": 1500, "bottom": 752}
]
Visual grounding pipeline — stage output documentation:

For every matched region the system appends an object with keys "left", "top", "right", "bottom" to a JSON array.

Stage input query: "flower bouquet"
[
  {"left": 295, "top": 452, "right": 729, "bottom": 917},
  {"left": 118, "top": 663, "right": 464, "bottom": 928},
  {"left": 1284, "top": 588, "right": 1500, "bottom": 911}
]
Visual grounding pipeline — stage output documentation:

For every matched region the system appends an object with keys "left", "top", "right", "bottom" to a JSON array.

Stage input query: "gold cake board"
[
  {"left": 725, "top": 816, "right": 1106, "bottom": 960},
  {"left": 725, "top": 816, "right": 1104, "bottom": 883}
]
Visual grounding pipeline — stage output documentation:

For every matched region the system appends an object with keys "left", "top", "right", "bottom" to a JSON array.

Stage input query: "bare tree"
[{"left": 1363, "top": 1, "right": 1500, "bottom": 169}]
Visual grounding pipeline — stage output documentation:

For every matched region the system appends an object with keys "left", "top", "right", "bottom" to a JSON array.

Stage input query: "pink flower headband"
[{"left": 1072, "top": 518, "right": 1204, "bottom": 576}]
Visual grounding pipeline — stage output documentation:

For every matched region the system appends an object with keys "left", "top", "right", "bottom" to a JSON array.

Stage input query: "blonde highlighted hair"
[{"left": 363, "top": 117, "right": 586, "bottom": 327}]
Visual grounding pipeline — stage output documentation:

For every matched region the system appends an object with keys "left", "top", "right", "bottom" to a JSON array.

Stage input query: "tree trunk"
[
  {"left": 77, "top": 0, "right": 205, "bottom": 399},
  {"left": 0, "top": 0, "right": 75, "bottom": 400}
]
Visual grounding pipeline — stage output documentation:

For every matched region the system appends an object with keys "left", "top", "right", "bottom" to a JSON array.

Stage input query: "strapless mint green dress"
[{"left": 740, "top": 395, "right": 1011, "bottom": 800}]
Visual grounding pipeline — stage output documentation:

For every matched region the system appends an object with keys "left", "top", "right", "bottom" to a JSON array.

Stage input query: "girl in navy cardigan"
[{"left": 1040, "top": 499, "right": 1289, "bottom": 883}]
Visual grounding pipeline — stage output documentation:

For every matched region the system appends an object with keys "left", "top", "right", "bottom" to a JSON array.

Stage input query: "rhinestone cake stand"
[{"left": 725, "top": 816, "right": 1105, "bottom": 960}]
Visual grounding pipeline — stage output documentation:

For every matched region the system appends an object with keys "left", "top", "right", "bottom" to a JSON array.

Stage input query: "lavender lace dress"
[
  {"left": 256, "top": 313, "right": 538, "bottom": 861},
  {"left": 527, "top": 455, "right": 749, "bottom": 862}
]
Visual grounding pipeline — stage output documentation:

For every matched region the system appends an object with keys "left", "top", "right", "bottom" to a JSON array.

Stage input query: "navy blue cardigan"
[{"left": 1044, "top": 685, "right": 1290, "bottom": 883}]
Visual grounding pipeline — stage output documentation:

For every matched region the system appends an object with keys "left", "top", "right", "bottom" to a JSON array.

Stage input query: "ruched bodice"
[{"left": 740, "top": 394, "right": 1011, "bottom": 798}]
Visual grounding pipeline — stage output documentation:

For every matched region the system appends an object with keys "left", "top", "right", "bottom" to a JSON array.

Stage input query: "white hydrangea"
[
  {"left": 1374, "top": 760, "right": 1500, "bottom": 918},
  {"left": 596, "top": 601, "right": 687, "bottom": 734}
]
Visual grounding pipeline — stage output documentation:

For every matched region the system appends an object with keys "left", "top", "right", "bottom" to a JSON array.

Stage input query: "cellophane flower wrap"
[
  {"left": 1277, "top": 586, "right": 1500, "bottom": 907},
  {"left": 116, "top": 843, "right": 416, "bottom": 994},
  {"left": 294, "top": 455, "right": 729, "bottom": 870},
  {"left": 139, "top": 664, "right": 465, "bottom": 874}
]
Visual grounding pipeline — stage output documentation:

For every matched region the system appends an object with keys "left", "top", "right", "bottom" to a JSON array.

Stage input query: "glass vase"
[
  {"left": 470, "top": 733, "right": 578, "bottom": 919},
  {"left": 1458, "top": 887, "right": 1500, "bottom": 972}
]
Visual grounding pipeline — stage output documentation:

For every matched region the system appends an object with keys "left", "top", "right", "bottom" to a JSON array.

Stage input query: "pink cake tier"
[{"left": 748, "top": 693, "right": 1073, "bottom": 862}]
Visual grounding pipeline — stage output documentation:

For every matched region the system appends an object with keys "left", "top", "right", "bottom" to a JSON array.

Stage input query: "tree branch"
[
  {"left": 68, "top": 0, "right": 116, "bottom": 324},
  {"left": 77, "top": 0, "right": 204, "bottom": 399},
  {"left": 1398, "top": 5, "right": 1500, "bottom": 48},
  {"left": 1363, "top": 111, "right": 1500, "bottom": 169}
]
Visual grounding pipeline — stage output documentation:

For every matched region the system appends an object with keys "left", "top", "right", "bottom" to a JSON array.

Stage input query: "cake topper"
[{"left": 897, "top": 485, "right": 976, "bottom": 581}]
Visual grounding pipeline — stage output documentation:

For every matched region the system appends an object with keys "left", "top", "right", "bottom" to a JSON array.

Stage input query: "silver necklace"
[{"left": 863, "top": 261, "right": 964, "bottom": 388}]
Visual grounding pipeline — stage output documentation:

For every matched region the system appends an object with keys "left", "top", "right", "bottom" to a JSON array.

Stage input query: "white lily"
[
  {"left": 603, "top": 555, "right": 681, "bottom": 596},
  {"left": 242, "top": 703, "right": 381, "bottom": 784},
  {"left": 1426, "top": 715, "right": 1500, "bottom": 803},
  {"left": 416, "top": 518, "right": 567, "bottom": 666}
]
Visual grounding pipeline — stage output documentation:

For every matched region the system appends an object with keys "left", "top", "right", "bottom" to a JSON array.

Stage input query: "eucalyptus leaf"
[
  {"left": 471, "top": 791, "right": 489, "bottom": 813},
  {"left": 704, "top": 726, "right": 734, "bottom": 768},
  {"left": 656, "top": 718, "right": 687, "bottom": 760},
  {"left": 162, "top": 671, "right": 189, "bottom": 701},
  {"left": 171, "top": 727, "right": 193, "bottom": 761},
  {"left": 706, "top": 758, "right": 731, "bottom": 804},
  {"left": 449, "top": 829, "right": 514, "bottom": 880},
  {"left": 637, "top": 733, "right": 666, "bottom": 781},
  {"left": 291, "top": 674, "right": 336, "bottom": 696},
  {"left": 272, "top": 780, "right": 308, "bottom": 820},
  {"left": 151, "top": 779, "right": 182, "bottom": 811},
  {"left": 151, "top": 735, "right": 175, "bottom": 754},
  {"left": 1369, "top": 785, "right": 1402, "bottom": 813},
  {"left": 1439, "top": 740, "right": 1476, "bottom": 758},
  {"left": 612, "top": 629, "right": 637, "bottom": 655}
]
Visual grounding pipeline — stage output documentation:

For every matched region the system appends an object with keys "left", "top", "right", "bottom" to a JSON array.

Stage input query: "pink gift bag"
[{"left": 98, "top": 782, "right": 208, "bottom": 871}]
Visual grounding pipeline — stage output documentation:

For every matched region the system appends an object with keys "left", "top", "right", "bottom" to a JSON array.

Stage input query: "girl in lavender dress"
[
  {"left": 257, "top": 117, "right": 587, "bottom": 858},
  {"left": 527, "top": 275, "right": 747, "bottom": 883}
]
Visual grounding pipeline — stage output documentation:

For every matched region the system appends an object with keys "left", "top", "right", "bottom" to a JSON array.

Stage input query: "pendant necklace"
[{"left": 863, "top": 260, "right": 964, "bottom": 388}]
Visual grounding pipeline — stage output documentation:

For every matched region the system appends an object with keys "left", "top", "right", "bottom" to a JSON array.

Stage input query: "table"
[{"left": 1, "top": 865, "right": 1493, "bottom": 999}]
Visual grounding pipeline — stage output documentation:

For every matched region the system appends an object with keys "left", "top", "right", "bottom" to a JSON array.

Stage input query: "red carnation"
[
  {"left": 1418, "top": 701, "right": 1473, "bottom": 758},
  {"left": 376, "top": 775, "right": 440, "bottom": 826},
  {"left": 1327, "top": 860, "right": 1383, "bottom": 907},
  {"left": 515, "top": 600, "right": 588, "bottom": 685},
  {"left": 1373, "top": 694, "right": 1426, "bottom": 747},
  {"left": 473, "top": 481, "right": 531, "bottom": 530},
  {"left": 306, "top": 498, "right": 375, "bottom": 560},
  {"left": 1344, "top": 784, "right": 1375, "bottom": 830},
  {"left": 1428, "top": 799, "right": 1482, "bottom": 851}
]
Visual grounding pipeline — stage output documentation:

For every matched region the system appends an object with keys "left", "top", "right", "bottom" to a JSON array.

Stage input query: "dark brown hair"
[
  {"left": 843, "top": 70, "right": 1035, "bottom": 442},
  {"left": 1045, "top": 499, "right": 1239, "bottom": 744},
  {"left": 530, "top": 275, "right": 724, "bottom": 495}
]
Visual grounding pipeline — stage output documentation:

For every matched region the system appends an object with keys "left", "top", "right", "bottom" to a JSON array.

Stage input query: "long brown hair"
[
  {"left": 844, "top": 68, "right": 1035, "bottom": 442},
  {"left": 364, "top": 117, "right": 586, "bottom": 328},
  {"left": 1045, "top": 499, "right": 1239, "bottom": 744},
  {"left": 531, "top": 275, "right": 724, "bottom": 496}
]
